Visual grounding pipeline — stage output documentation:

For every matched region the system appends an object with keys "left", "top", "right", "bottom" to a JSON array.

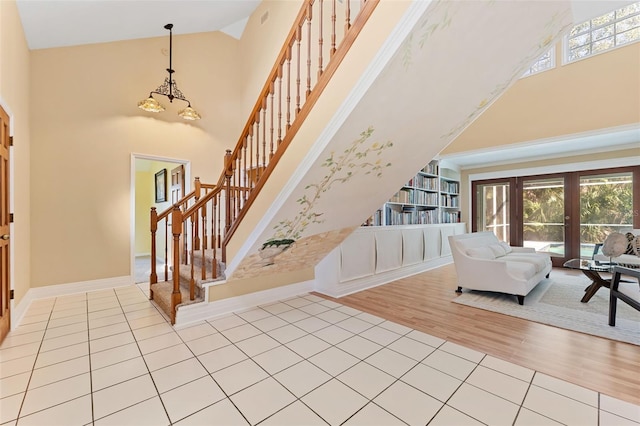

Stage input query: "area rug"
[{"left": 452, "top": 275, "right": 640, "bottom": 346}]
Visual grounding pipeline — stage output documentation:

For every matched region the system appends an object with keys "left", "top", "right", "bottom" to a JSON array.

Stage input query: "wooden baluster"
[
  {"left": 171, "top": 206, "right": 183, "bottom": 324},
  {"left": 242, "top": 138, "right": 248, "bottom": 201},
  {"left": 149, "top": 208, "right": 158, "bottom": 300},
  {"left": 286, "top": 45, "right": 292, "bottom": 130},
  {"left": 236, "top": 152, "right": 242, "bottom": 212},
  {"left": 236, "top": 156, "right": 242, "bottom": 214},
  {"left": 212, "top": 196, "right": 218, "bottom": 280},
  {"left": 331, "top": 0, "right": 337, "bottom": 55},
  {"left": 190, "top": 215, "right": 196, "bottom": 300},
  {"left": 201, "top": 208, "right": 206, "bottom": 282},
  {"left": 232, "top": 156, "right": 237, "bottom": 217},
  {"left": 261, "top": 101, "right": 267, "bottom": 169},
  {"left": 164, "top": 220, "right": 169, "bottom": 282},
  {"left": 241, "top": 137, "right": 246, "bottom": 191},
  {"left": 318, "top": 0, "right": 324, "bottom": 78},
  {"left": 345, "top": 0, "right": 351, "bottom": 32},
  {"left": 182, "top": 213, "right": 188, "bottom": 267},
  {"left": 201, "top": 203, "right": 208, "bottom": 250},
  {"left": 296, "top": 25, "right": 302, "bottom": 114},
  {"left": 213, "top": 192, "right": 222, "bottom": 248},
  {"left": 269, "top": 83, "right": 275, "bottom": 159},
  {"left": 224, "top": 150, "right": 233, "bottom": 235},
  {"left": 307, "top": 3, "right": 313, "bottom": 94},
  {"left": 193, "top": 207, "right": 200, "bottom": 251},
  {"left": 277, "top": 65, "right": 283, "bottom": 145},
  {"left": 249, "top": 127, "right": 254, "bottom": 189},
  {"left": 254, "top": 121, "right": 260, "bottom": 182}
]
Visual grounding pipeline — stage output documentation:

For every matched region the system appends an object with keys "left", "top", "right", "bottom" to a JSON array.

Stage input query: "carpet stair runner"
[{"left": 151, "top": 249, "right": 225, "bottom": 320}]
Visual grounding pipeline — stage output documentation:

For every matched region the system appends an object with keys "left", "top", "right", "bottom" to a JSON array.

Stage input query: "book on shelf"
[{"left": 363, "top": 159, "right": 460, "bottom": 227}]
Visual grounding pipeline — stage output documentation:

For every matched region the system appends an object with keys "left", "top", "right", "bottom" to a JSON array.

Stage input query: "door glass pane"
[
  {"left": 523, "top": 177, "right": 565, "bottom": 254},
  {"left": 476, "top": 182, "right": 510, "bottom": 243},
  {"left": 580, "top": 172, "right": 634, "bottom": 258}
]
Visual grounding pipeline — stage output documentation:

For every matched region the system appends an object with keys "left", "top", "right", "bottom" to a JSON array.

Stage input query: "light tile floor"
[{"left": 1, "top": 284, "right": 639, "bottom": 426}]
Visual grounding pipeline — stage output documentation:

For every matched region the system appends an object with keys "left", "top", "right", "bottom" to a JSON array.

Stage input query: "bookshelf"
[{"left": 366, "top": 159, "right": 461, "bottom": 226}]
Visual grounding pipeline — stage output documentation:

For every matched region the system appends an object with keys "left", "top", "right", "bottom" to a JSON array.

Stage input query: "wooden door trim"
[{"left": 0, "top": 104, "right": 11, "bottom": 343}]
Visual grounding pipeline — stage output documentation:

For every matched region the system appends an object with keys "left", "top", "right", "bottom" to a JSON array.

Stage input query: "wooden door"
[
  {"left": 170, "top": 165, "right": 184, "bottom": 204},
  {"left": 0, "top": 106, "right": 11, "bottom": 343}
]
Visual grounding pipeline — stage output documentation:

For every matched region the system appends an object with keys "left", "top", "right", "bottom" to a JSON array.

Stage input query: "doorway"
[
  {"left": 473, "top": 166, "right": 640, "bottom": 266},
  {"left": 131, "top": 155, "right": 189, "bottom": 284}
]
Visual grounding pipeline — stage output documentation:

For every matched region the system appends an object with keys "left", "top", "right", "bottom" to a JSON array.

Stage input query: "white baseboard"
[
  {"left": 315, "top": 257, "right": 452, "bottom": 298},
  {"left": 174, "top": 279, "right": 316, "bottom": 328},
  {"left": 11, "top": 275, "right": 133, "bottom": 330}
]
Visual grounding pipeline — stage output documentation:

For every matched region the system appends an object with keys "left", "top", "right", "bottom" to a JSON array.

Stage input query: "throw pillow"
[
  {"left": 625, "top": 232, "right": 636, "bottom": 255},
  {"left": 499, "top": 241, "right": 513, "bottom": 254},
  {"left": 488, "top": 243, "right": 507, "bottom": 258},
  {"left": 466, "top": 247, "right": 495, "bottom": 260}
]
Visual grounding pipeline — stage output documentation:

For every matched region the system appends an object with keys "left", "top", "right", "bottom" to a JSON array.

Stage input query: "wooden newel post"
[
  {"left": 149, "top": 207, "right": 158, "bottom": 299},
  {"left": 170, "top": 205, "right": 183, "bottom": 324},
  {"left": 194, "top": 177, "right": 201, "bottom": 200}
]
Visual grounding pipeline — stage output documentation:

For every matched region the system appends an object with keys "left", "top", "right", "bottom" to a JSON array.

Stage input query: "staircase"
[
  {"left": 149, "top": 0, "right": 578, "bottom": 324},
  {"left": 151, "top": 248, "right": 226, "bottom": 320},
  {"left": 149, "top": 0, "right": 381, "bottom": 324}
]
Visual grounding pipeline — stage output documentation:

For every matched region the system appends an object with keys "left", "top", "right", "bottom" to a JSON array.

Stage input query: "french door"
[{"left": 473, "top": 166, "right": 639, "bottom": 267}]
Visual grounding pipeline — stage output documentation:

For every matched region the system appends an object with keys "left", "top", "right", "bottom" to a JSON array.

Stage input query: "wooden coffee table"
[{"left": 563, "top": 258, "right": 615, "bottom": 303}]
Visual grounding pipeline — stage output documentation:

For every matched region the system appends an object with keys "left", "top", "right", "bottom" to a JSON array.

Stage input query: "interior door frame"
[{"left": 130, "top": 153, "right": 191, "bottom": 284}]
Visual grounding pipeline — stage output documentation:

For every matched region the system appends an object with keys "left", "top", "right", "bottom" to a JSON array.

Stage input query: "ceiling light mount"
[{"left": 138, "top": 23, "right": 201, "bottom": 120}]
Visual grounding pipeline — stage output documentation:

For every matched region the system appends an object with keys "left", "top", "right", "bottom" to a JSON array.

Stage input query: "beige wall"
[
  {"left": 443, "top": 41, "right": 640, "bottom": 154},
  {"left": 446, "top": 41, "right": 639, "bottom": 227},
  {"left": 239, "top": 0, "right": 304, "bottom": 119},
  {"left": 0, "top": 1, "right": 31, "bottom": 305},
  {"left": 29, "top": 32, "right": 243, "bottom": 287}
]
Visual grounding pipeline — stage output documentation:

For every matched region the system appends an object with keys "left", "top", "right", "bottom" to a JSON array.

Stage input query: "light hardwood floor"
[{"left": 318, "top": 264, "right": 640, "bottom": 406}]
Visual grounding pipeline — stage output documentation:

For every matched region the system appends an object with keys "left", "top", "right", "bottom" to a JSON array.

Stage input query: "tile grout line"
[
  {"left": 12, "top": 297, "right": 63, "bottom": 423},
  {"left": 4, "top": 289, "right": 635, "bottom": 425}
]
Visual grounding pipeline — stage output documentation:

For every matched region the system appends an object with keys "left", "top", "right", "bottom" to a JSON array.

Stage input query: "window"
[
  {"left": 566, "top": 2, "right": 640, "bottom": 63},
  {"left": 522, "top": 47, "right": 555, "bottom": 77}
]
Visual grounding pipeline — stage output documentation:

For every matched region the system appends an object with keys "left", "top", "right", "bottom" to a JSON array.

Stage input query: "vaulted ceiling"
[{"left": 15, "top": 0, "right": 261, "bottom": 49}]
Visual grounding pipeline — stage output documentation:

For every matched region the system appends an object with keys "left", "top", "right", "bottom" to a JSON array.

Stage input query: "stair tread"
[
  {"left": 151, "top": 281, "right": 204, "bottom": 313},
  {"left": 177, "top": 264, "right": 225, "bottom": 286}
]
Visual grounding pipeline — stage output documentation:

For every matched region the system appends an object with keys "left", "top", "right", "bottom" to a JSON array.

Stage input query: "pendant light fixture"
[{"left": 138, "top": 23, "right": 201, "bottom": 120}]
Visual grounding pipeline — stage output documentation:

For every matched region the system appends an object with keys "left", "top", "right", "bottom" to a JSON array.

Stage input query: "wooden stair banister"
[
  {"left": 149, "top": 0, "right": 379, "bottom": 324},
  {"left": 220, "top": 0, "right": 379, "bottom": 254}
]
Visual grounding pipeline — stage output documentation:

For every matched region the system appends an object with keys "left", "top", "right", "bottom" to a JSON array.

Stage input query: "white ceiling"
[{"left": 15, "top": 0, "right": 261, "bottom": 50}]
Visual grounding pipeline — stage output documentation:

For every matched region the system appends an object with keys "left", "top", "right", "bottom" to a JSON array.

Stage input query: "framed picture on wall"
[{"left": 155, "top": 169, "right": 167, "bottom": 203}]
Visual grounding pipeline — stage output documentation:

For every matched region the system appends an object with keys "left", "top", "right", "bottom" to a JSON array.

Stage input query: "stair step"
[
  {"left": 151, "top": 281, "right": 204, "bottom": 320},
  {"left": 190, "top": 248, "right": 226, "bottom": 275}
]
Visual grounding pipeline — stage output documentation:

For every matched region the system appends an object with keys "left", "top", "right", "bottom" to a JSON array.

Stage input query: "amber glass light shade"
[
  {"left": 138, "top": 96, "right": 165, "bottom": 113},
  {"left": 178, "top": 106, "right": 201, "bottom": 121}
]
